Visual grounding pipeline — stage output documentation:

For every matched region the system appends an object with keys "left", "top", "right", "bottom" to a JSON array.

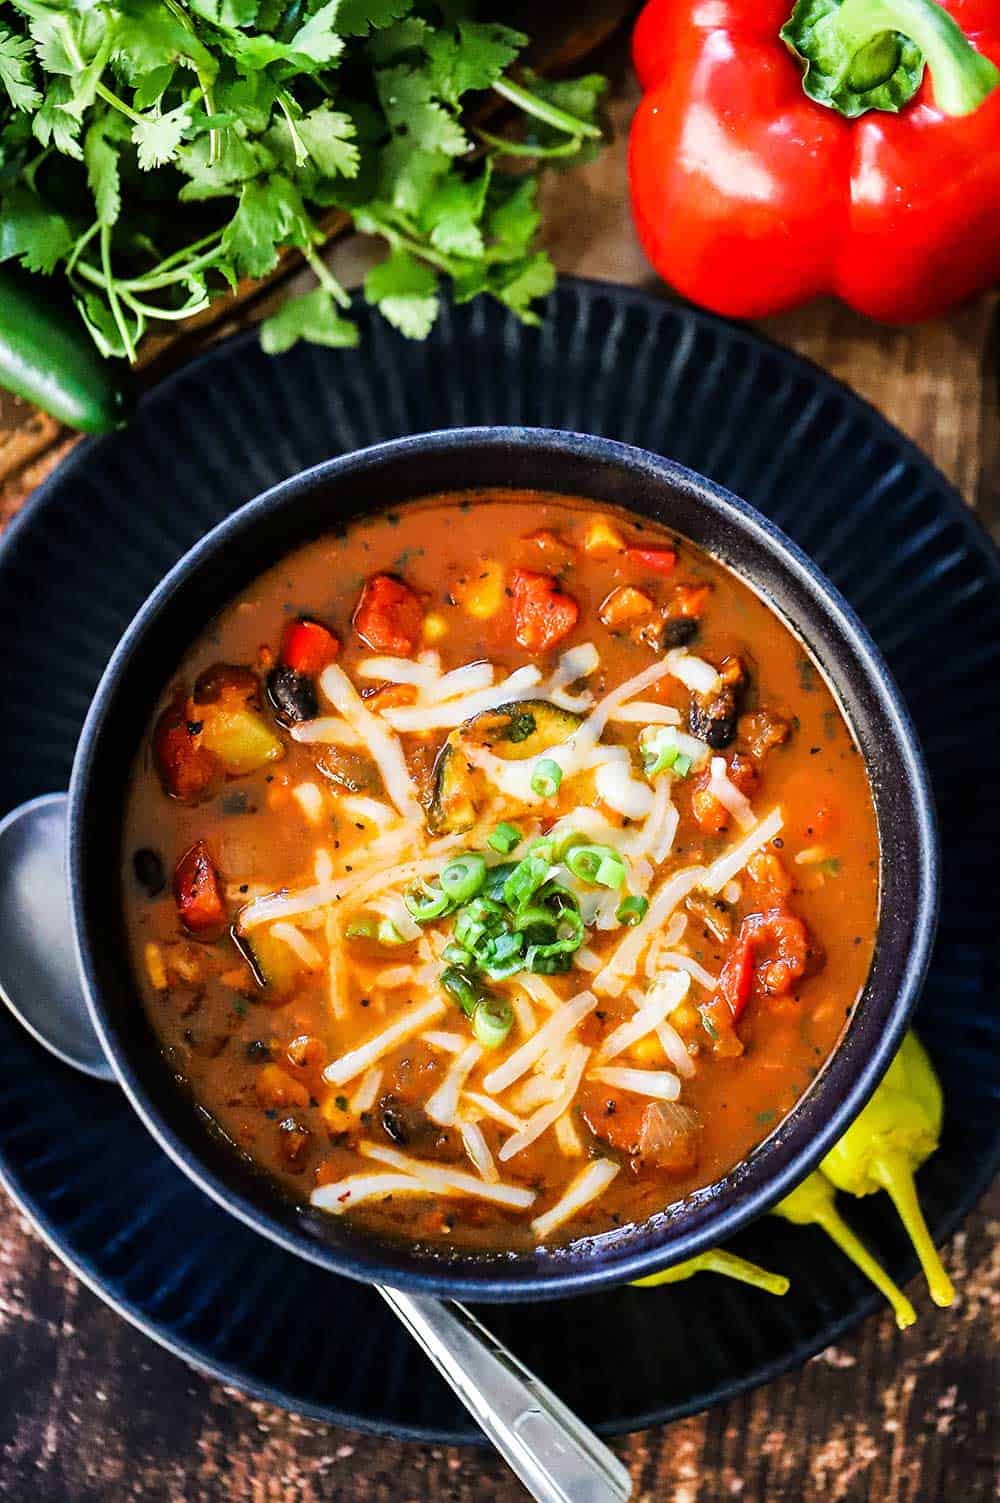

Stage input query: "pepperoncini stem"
[
  {"left": 871, "top": 1148, "right": 955, "bottom": 1308},
  {"left": 632, "top": 1248, "right": 790, "bottom": 1295},
  {"left": 774, "top": 1173, "right": 917, "bottom": 1330}
]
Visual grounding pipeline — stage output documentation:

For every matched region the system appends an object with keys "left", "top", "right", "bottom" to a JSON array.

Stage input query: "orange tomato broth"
[{"left": 122, "top": 493, "right": 878, "bottom": 1252}]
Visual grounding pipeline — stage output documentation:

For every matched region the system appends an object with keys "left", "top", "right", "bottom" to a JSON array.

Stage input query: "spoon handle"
[{"left": 377, "top": 1286, "right": 632, "bottom": 1503}]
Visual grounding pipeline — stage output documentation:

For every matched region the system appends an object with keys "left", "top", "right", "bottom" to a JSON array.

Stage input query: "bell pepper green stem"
[
  {"left": 812, "top": 1193, "right": 918, "bottom": 1329},
  {"left": 632, "top": 1249, "right": 790, "bottom": 1294},
  {"left": 871, "top": 1149, "right": 955, "bottom": 1307},
  {"left": 832, "top": 0, "right": 1000, "bottom": 114}
]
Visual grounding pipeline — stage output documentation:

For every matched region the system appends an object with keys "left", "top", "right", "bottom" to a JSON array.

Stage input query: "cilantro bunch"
[{"left": 0, "top": 0, "right": 606, "bottom": 360}]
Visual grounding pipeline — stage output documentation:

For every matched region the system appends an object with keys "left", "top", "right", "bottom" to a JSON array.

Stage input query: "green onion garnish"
[
  {"left": 404, "top": 878, "right": 452, "bottom": 922},
  {"left": 641, "top": 727, "right": 695, "bottom": 780},
  {"left": 472, "top": 994, "right": 514, "bottom": 1049},
  {"left": 616, "top": 894, "right": 649, "bottom": 926},
  {"left": 530, "top": 758, "right": 563, "bottom": 798},
  {"left": 345, "top": 917, "right": 376, "bottom": 940},
  {"left": 440, "top": 965, "right": 480, "bottom": 1018},
  {"left": 488, "top": 821, "right": 522, "bottom": 855},
  {"left": 503, "top": 843, "right": 554, "bottom": 911},
  {"left": 440, "top": 852, "right": 487, "bottom": 904},
  {"left": 376, "top": 918, "right": 408, "bottom": 947},
  {"left": 565, "top": 843, "right": 627, "bottom": 889},
  {"left": 673, "top": 752, "right": 693, "bottom": 778}
]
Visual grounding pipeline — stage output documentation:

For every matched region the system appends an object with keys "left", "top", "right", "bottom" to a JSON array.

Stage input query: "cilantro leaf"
[
  {"left": 296, "top": 105, "right": 360, "bottom": 178},
  {"left": 188, "top": 0, "right": 262, "bottom": 26},
  {"left": 420, "top": 163, "right": 490, "bottom": 259},
  {"left": 338, "top": 0, "right": 414, "bottom": 35},
  {"left": 222, "top": 173, "right": 316, "bottom": 277},
  {"left": 492, "top": 251, "right": 555, "bottom": 323},
  {"left": 375, "top": 138, "right": 449, "bottom": 217},
  {"left": 131, "top": 103, "right": 192, "bottom": 171},
  {"left": 0, "top": 27, "right": 41, "bottom": 112},
  {"left": 260, "top": 287, "right": 359, "bottom": 353},
  {"left": 0, "top": 186, "right": 74, "bottom": 273},
  {"left": 486, "top": 175, "right": 540, "bottom": 260},
  {"left": 111, "top": 4, "right": 217, "bottom": 83},
  {"left": 376, "top": 66, "right": 468, "bottom": 157},
  {"left": 425, "top": 20, "right": 526, "bottom": 106},
  {"left": 32, "top": 80, "right": 83, "bottom": 159},
  {"left": 84, "top": 113, "right": 127, "bottom": 228},
  {"left": 364, "top": 250, "right": 439, "bottom": 339},
  {"left": 177, "top": 131, "right": 275, "bottom": 201},
  {"left": 226, "top": 1, "right": 344, "bottom": 74}
]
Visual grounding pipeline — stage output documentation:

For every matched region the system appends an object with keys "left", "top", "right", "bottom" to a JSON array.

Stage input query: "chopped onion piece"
[
  {"left": 322, "top": 997, "right": 446, "bottom": 1086},
  {"left": 665, "top": 648, "right": 721, "bottom": 695},
  {"left": 482, "top": 992, "right": 597, "bottom": 1096},
  {"left": 703, "top": 807, "right": 784, "bottom": 894},
  {"left": 589, "top": 1066, "right": 681, "bottom": 1101},
  {"left": 426, "top": 1041, "right": 483, "bottom": 1127},
  {"left": 360, "top": 1143, "right": 536, "bottom": 1208},
  {"left": 708, "top": 757, "right": 756, "bottom": 832},
  {"left": 531, "top": 1158, "right": 620, "bottom": 1242}
]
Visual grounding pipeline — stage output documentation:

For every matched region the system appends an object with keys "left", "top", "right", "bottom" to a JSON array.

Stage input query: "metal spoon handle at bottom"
[{"left": 378, "top": 1287, "right": 632, "bottom": 1503}]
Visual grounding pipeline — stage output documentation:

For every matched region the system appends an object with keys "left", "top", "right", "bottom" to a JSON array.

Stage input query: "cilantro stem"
[
  {"left": 99, "top": 225, "right": 137, "bottom": 363},
  {"left": 476, "top": 127, "right": 585, "bottom": 159},
  {"left": 491, "top": 78, "right": 602, "bottom": 140},
  {"left": 359, "top": 214, "right": 459, "bottom": 276},
  {"left": 277, "top": 91, "right": 309, "bottom": 166},
  {"left": 72, "top": 239, "right": 224, "bottom": 294},
  {"left": 66, "top": 222, "right": 100, "bottom": 279},
  {"left": 304, "top": 246, "right": 350, "bottom": 310},
  {"left": 96, "top": 82, "right": 144, "bottom": 127},
  {"left": 119, "top": 287, "right": 211, "bottom": 320}
]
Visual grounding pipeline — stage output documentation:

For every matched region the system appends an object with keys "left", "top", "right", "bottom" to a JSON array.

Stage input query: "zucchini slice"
[{"left": 429, "top": 699, "right": 582, "bottom": 834}]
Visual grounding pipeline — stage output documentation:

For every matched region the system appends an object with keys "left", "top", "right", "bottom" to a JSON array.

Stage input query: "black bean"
[
  {"left": 266, "top": 664, "right": 318, "bottom": 723},
  {"left": 133, "top": 848, "right": 165, "bottom": 897},
  {"left": 660, "top": 617, "right": 699, "bottom": 648}
]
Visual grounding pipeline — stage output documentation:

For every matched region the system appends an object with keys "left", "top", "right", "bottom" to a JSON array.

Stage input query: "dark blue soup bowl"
[{"left": 68, "top": 428, "right": 938, "bottom": 1302}]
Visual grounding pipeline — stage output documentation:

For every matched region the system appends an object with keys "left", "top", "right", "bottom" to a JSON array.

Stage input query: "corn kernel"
[
  {"left": 584, "top": 518, "right": 625, "bottom": 557},
  {"left": 144, "top": 941, "right": 167, "bottom": 991},
  {"left": 455, "top": 558, "right": 504, "bottom": 619},
  {"left": 422, "top": 611, "right": 449, "bottom": 643},
  {"left": 320, "top": 1092, "right": 353, "bottom": 1132},
  {"left": 631, "top": 1034, "right": 665, "bottom": 1065}
]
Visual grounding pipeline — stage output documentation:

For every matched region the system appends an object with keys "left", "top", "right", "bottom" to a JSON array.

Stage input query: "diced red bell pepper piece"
[
  {"left": 626, "top": 546, "right": 677, "bottom": 575},
  {"left": 173, "top": 840, "right": 225, "bottom": 935},
  {"left": 280, "top": 617, "right": 340, "bottom": 677},
  {"left": 353, "top": 574, "right": 424, "bottom": 656},
  {"left": 510, "top": 569, "right": 579, "bottom": 653},
  {"left": 152, "top": 692, "right": 215, "bottom": 803},
  {"left": 719, "top": 937, "right": 754, "bottom": 1022}
]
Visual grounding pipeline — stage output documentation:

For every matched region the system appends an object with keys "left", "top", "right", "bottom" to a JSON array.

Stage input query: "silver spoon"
[{"left": 0, "top": 792, "right": 632, "bottom": 1503}]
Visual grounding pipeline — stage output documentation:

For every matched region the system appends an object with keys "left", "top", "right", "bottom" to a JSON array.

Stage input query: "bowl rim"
[{"left": 69, "top": 425, "right": 939, "bottom": 1301}]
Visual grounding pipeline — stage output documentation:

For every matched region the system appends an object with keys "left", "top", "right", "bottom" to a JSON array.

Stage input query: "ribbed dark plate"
[{"left": 0, "top": 279, "right": 997, "bottom": 1441}]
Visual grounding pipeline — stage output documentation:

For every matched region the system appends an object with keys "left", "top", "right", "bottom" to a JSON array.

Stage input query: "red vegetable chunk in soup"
[{"left": 122, "top": 493, "right": 878, "bottom": 1251}]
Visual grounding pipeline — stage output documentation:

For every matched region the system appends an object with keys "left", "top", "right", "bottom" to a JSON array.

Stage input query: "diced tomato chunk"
[
  {"left": 719, "top": 938, "right": 754, "bottom": 1021},
  {"left": 626, "top": 546, "right": 677, "bottom": 575},
  {"left": 353, "top": 574, "right": 424, "bottom": 655},
  {"left": 510, "top": 569, "right": 579, "bottom": 653},
  {"left": 280, "top": 617, "right": 339, "bottom": 677},
  {"left": 173, "top": 840, "right": 225, "bottom": 935},
  {"left": 153, "top": 692, "right": 215, "bottom": 802},
  {"left": 667, "top": 582, "right": 710, "bottom": 619},
  {"left": 740, "top": 906, "right": 812, "bottom": 995}
]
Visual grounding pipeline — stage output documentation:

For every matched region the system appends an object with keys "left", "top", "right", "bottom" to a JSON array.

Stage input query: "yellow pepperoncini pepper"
[
  {"left": 773, "top": 1171, "right": 916, "bottom": 1330},
  {"left": 632, "top": 1248, "right": 789, "bottom": 1295},
  {"left": 820, "top": 1031, "right": 954, "bottom": 1309}
]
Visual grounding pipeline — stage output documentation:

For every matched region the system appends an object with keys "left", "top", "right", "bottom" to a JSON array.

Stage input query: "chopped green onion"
[
  {"left": 530, "top": 758, "right": 563, "bottom": 798},
  {"left": 550, "top": 828, "right": 586, "bottom": 861},
  {"left": 503, "top": 843, "right": 554, "bottom": 911},
  {"left": 442, "top": 942, "right": 470, "bottom": 966},
  {"left": 641, "top": 727, "right": 695, "bottom": 780},
  {"left": 440, "top": 852, "right": 487, "bottom": 904},
  {"left": 565, "top": 843, "right": 627, "bottom": 889},
  {"left": 483, "top": 861, "right": 518, "bottom": 901},
  {"left": 616, "top": 894, "right": 649, "bottom": 926},
  {"left": 525, "top": 907, "right": 585, "bottom": 970},
  {"left": 376, "top": 918, "right": 408, "bottom": 947},
  {"left": 672, "top": 752, "right": 693, "bottom": 779},
  {"left": 473, "top": 994, "right": 514, "bottom": 1049},
  {"left": 441, "top": 965, "right": 480, "bottom": 1018},
  {"left": 404, "top": 878, "right": 451, "bottom": 923},
  {"left": 488, "top": 822, "right": 522, "bottom": 855}
]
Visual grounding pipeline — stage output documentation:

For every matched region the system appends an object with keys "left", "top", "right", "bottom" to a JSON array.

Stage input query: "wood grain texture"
[{"left": 0, "top": 46, "right": 998, "bottom": 1503}]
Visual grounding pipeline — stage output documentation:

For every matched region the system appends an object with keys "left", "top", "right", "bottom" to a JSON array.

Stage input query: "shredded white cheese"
[
  {"left": 707, "top": 757, "right": 756, "bottom": 831},
  {"left": 594, "top": 868, "right": 707, "bottom": 996},
  {"left": 498, "top": 1044, "right": 591, "bottom": 1161},
  {"left": 703, "top": 807, "right": 784, "bottom": 893},
  {"left": 319, "top": 664, "right": 424, "bottom": 824},
  {"left": 380, "top": 665, "right": 543, "bottom": 732},
  {"left": 459, "top": 1118, "right": 499, "bottom": 1183},
  {"left": 596, "top": 972, "right": 690, "bottom": 1062},
  {"left": 426, "top": 1041, "right": 483, "bottom": 1127},
  {"left": 322, "top": 997, "right": 446, "bottom": 1086},
  {"left": 269, "top": 921, "right": 322, "bottom": 968},
  {"left": 588, "top": 1065, "right": 681, "bottom": 1101},
  {"left": 530, "top": 1158, "right": 620, "bottom": 1242},
  {"left": 359, "top": 1143, "right": 536, "bottom": 1208},
  {"left": 291, "top": 717, "right": 362, "bottom": 747},
  {"left": 482, "top": 991, "right": 597, "bottom": 1096},
  {"left": 311, "top": 1173, "right": 431, "bottom": 1213},
  {"left": 665, "top": 647, "right": 721, "bottom": 695},
  {"left": 348, "top": 1066, "right": 383, "bottom": 1115}
]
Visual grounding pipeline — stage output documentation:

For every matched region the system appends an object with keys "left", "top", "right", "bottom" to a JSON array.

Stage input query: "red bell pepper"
[
  {"left": 626, "top": 546, "right": 677, "bottom": 575},
  {"left": 279, "top": 617, "right": 339, "bottom": 677},
  {"left": 629, "top": 0, "right": 1000, "bottom": 322}
]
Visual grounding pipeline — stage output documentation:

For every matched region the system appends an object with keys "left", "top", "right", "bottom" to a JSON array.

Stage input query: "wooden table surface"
[{"left": 0, "top": 54, "right": 997, "bottom": 1503}]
